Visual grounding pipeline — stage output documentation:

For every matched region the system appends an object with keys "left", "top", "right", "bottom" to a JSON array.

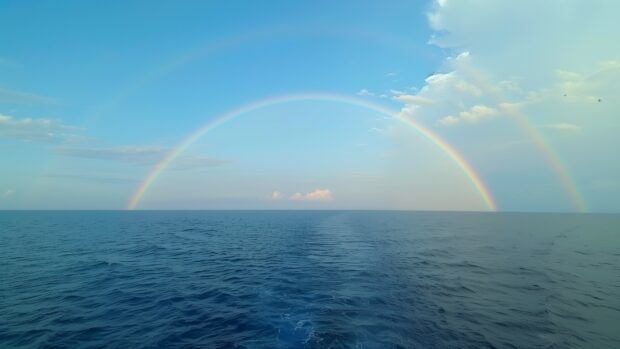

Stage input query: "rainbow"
[
  {"left": 456, "top": 62, "right": 587, "bottom": 212},
  {"left": 126, "top": 93, "right": 497, "bottom": 211},
  {"left": 88, "top": 25, "right": 431, "bottom": 126},
  {"left": 95, "top": 27, "right": 586, "bottom": 212}
]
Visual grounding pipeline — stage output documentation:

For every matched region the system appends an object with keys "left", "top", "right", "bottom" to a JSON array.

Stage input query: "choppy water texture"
[{"left": 1, "top": 211, "right": 619, "bottom": 348}]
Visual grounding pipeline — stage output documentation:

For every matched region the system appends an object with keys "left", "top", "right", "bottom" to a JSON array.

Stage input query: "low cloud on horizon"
[{"left": 268, "top": 189, "right": 333, "bottom": 202}]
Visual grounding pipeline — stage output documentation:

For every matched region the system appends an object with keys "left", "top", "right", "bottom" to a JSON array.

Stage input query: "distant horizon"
[{"left": 2, "top": 209, "right": 615, "bottom": 214}]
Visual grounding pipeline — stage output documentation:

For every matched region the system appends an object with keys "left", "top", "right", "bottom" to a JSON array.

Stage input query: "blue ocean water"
[{"left": 1, "top": 211, "right": 619, "bottom": 348}]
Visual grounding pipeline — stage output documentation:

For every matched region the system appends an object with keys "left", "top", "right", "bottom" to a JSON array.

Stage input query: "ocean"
[{"left": 1, "top": 211, "right": 619, "bottom": 348}]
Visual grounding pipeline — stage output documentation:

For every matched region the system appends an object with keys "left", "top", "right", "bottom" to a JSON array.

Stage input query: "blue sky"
[{"left": 1, "top": 0, "right": 619, "bottom": 212}]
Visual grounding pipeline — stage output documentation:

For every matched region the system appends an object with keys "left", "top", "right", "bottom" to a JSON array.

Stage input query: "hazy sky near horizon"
[{"left": 1, "top": 0, "right": 619, "bottom": 212}]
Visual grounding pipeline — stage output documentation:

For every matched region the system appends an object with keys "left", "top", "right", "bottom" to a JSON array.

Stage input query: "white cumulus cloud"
[
  {"left": 392, "top": 94, "right": 433, "bottom": 105},
  {"left": 289, "top": 189, "right": 333, "bottom": 201},
  {"left": 438, "top": 104, "right": 498, "bottom": 126}
]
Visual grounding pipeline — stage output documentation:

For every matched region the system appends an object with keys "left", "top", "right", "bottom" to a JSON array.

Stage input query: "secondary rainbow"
[
  {"left": 457, "top": 62, "right": 587, "bottom": 212},
  {"left": 88, "top": 25, "right": 431, "bottom": 126},
  {"left": 126, "top": 93, "right": 497, "bottom": 211}
]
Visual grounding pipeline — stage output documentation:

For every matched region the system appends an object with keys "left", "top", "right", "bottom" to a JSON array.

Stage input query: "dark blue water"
[{"left": 1, "top": 211, "right": 619, "bottom": 348}]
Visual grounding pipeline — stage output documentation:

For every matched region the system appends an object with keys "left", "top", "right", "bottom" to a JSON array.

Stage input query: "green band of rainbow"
[{"left": 126, "top": 93, "right": 497, "bottom": 211}]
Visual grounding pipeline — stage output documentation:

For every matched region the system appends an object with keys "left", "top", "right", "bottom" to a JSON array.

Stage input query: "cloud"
[
  {"left": 393, "top": 0, "right": 619, "bottom": 133},
  {"left": 55, "top": 146, "right": 166, "bottom": 165},
  {"left": 438, "top": 104, "right": 498, "bottom": 126},
  {"left": 1, "top": 113, "right": 225, "bottom": 170},
  {"left": 2, "top": 189, "right": 13, "bottom": 198},
  {"left": 540, "top": 123, "right": 581, "bottom": 132},
  {"left": 426, "top": 0, "right": 619, "bottom": 65},
  {"left": 438, "top": 115, "right": 459, "bottom": 126},
  {"left": 0, "top": 113, "right": 83, "bottom": 143},
  {"left": 55, "top": 146, "right": 227, "bottom": 170},
  {"left": 266, "top": 189, "right": 333, "bottom": 201},
  {"left": 268, "top": 191, "right": 283, "bottom": 200},
  {"left": 289, "top": 189, "right": 333, "bottom": 201},
  {"left": 392, "top": 94, "right": 433, "bottom": 105},
  {"left": 43, "top": 174, "right": 138, "bottom": 184},
  {"left": 402, "top": 0, "right": 620, "bottom": 211},
  {"left": 0, "top": 113, "right": 225, "bottom": 170},
  {"left": 357, "top": 89, "right": 374, "bottom": 97},
  {"left": 459, "top": 105, "right": 498, "bottom": 123},
  {"left": 394, "top": 54, "right": 497, "bottom": 122},
  {"left": 0, "top": 86, "right": 59, "bottom": 105}
]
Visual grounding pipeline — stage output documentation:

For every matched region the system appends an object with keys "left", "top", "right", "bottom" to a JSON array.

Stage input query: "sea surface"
[{"left": 1, "top": 211, "right": 619, "bottom": 348}]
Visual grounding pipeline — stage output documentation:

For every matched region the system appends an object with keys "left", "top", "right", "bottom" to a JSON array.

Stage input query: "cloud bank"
[
  {"left": 393, "top": 0, "right": 619, "bottom": 133},
  {"left": 377, "top": 0, "right": 620, "bottom": 211}
]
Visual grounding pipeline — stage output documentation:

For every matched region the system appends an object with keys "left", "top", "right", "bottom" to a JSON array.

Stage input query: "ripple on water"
[{"left": 0, "top": 211, "right": 619, "bottom": 348}]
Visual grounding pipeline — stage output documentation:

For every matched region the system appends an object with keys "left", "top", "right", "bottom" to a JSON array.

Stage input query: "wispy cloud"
[
  {"left": 2, "top": 189, "right": 13, "bottom": 198},
  {"left": 43, "top": 174, "right": 138, "bottom": 184},
  {"left": 267, "top": 191, "right": 283, "bottom": 200},
  {"left": 369, "top": 126, "right": 389, "bottom": 135},
  {"left": 55, "top": 145, "right": 227, "bottom": 170},
  {"left": 357, "top": 89, "right": 374, "bottom": 97},
  {"left": 540, "top": 123, "right": 581, "bottom": 132},
  {"left": 0, "top": 113, "right": 225, "bottom": 170},
  {"left": 55, "top": 146, "right": 167, "bottom": 165},
  {"left": 0, "top": 86, "right": 59, "bottom": 105},
  {"left": 0, "top": 113, "right": 83, "bottom": 143}
]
